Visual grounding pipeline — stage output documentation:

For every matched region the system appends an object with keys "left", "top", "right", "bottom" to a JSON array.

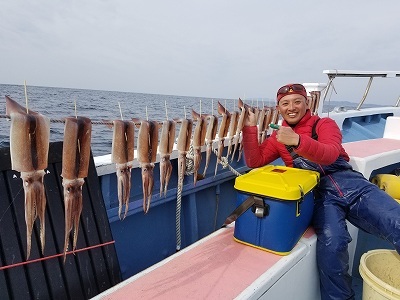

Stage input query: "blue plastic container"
[{"left": 234, "top": 165, "right": 319, "bottom": 255}]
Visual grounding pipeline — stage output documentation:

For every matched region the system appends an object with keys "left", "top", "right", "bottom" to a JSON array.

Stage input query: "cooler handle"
[
  {"left": 222, "top": 195, "right": 269, "bottom": 227},
  {"left": 251, "top": 196, "right": 270, "bottom": 218},
  {"left": 296, "top": 185, "right": 305, "bottom": 217}
]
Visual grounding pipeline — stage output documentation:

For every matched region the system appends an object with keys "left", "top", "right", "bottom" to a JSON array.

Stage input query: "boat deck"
[
  {"left": 343, "top": 138, "right": 400, "bottom": 179},
  {"left": 93, "top": 225, "right": 321, "bottom": 299}
]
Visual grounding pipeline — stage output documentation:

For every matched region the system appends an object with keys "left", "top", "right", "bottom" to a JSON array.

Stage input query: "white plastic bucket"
[{"left": 359, "top": 249, "right": 400, "bottom": 300}]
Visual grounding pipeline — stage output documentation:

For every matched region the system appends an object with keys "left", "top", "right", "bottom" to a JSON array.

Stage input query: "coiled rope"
[
  {"left": 212, "top": 149, "right": 241, "bottom": 177},
  {"left": 176, "top": 144, "right": 195, "bottom": 251},
  {"left": 176, "top": 169, "right": 183, "bottom": 251},
  {"left": 185, "top": 144, "right": 195, "bottom": 176},
  {"left": 175, "top": 143, "right": 241, "bottom": 251}
]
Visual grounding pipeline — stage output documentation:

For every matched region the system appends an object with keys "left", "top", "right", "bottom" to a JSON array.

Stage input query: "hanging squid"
[
  {"left": 6, "top": 96, "right": 50, "bottom": 260},
  {"left": 111, "top": 120, "right": 135, "bottom": 220},
  {"left": 202, "top": 114, "right": 218, "bottom": 176},
  {"left": 226, "top": 110, "right": 238, "bottom": 158},
  {"left": 236, "top": 99, "right": 254, "bottom": 162},
  {"left": 253, "top": 106, "right": 261, "bottom": 126},
  {"left": 257, "top": 106, "right": 267, "bottom": 144},
  {"left": 136, "top": 119, "right": 158, "bottom": 213},
  {"left": 260, "top": 107, "right": 272, "bottom": 144},
  {"left": 61, "top": 116, "right": 92, "bottom": 261},
  {"left": 159, "top": 120, "right": 176, "bottom": 197},
  {"left": 309, "top": 91, "right": 321, "bottom": 115},
  {"left": 191, "top": 110, "right": 207, "bottom": 185},
  {"left": 231, "top": 98, "right": 247, "bottom": 162},
  {"left": 214, "top": 101, "right": 231, "bottom": 176},
  {"left": 176, "top": 118, "right": 193, "bottom": 192}
]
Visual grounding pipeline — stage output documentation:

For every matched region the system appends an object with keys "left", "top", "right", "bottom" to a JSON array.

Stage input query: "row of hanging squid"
[
  {"left": 110, "top": 98, "right": 284, "bottom": 220},
  {"left": 3, "top": 90, "right": 320, "bottom": 261}
]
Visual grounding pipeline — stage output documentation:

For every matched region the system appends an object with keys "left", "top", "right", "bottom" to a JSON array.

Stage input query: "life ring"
[{"left": 371, "top": 174, "right": 400, "bottom": 200}]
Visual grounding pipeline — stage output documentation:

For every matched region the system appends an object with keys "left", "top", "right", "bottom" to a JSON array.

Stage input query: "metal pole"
[
  {"left": 395, "top": 95, "right": 400, "bottom": 107},
  {"left": 321, "top": 76, "right": 334, "bottom": 103},
  {"left": 356, "top": 77, "right": 374, "bottom": 110}
]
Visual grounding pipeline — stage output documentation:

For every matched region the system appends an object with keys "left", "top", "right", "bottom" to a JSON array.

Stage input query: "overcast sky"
[{"left": 1, "top": 0, "right": 400, "bottom": 104}]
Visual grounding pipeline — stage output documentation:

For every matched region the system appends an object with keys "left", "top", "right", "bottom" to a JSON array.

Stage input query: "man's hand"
[
  {"left": 270, "top": 124, "right": 300, "bottom": 147},
  {"left": 243, "top": 107, "right": 257, "bottom": 126}
]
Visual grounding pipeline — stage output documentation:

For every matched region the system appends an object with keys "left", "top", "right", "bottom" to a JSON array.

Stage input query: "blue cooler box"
[{"left": 234, "top": 165, "right": 319, "bottom": 255}]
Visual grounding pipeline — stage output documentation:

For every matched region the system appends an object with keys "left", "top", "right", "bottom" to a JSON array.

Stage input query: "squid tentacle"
[
  {"left": 141, "top": 163, "right": 155, "bottom": 213},
  {"left": 116, "top": 163, "right": 132, "bottom": 220},
  {"left": 160, "top": 155, "right": 172, "bottom": 197},
  {"left": 63, "top": 178, "right": 84, "bottom": 262},
  {"left": 21, "top": 170, "right": 46, "bottom": 259}
]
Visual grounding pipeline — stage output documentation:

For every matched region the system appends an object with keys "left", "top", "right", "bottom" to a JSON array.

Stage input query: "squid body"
[
  {"left": 136, "top": 120, "right": 158, "bottom": 213},
  {"left": 111, "top": 120, "right": 135, "bottom": 220},
  {"left": 202, "top": 114, "right": 218, "bottom": 176},
  {"left": 61, "top": 116, "right": 92, "bottom": 261},
  {"left": 176, "top": 118, "right": 193, "bottom": 192},
  {"left": 214, "top": 102, "right": 231, "bottom": 176},
  {"left": 6, "top": 96, "right": 50, "bottom": 260},
  {"left": 159, "top": 120, "right": 176, "bottom": 197},
  {"left": 191, "top": 110, "right": 207, "bottom": 185}
]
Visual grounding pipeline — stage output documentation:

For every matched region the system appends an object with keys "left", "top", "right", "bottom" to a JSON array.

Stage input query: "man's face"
[{"left": 276, "top": 94, "right": 308, "bottom": 125}]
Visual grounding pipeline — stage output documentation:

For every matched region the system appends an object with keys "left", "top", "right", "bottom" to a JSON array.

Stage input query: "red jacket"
[{"left": 242, "top": 110, "right": 349, "bottom": 168}]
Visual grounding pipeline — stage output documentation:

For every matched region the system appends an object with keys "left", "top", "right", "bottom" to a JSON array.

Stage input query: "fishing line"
[
  {"left": 0, "top": 181, "right": 23, "bottom": 224},
  {"left": 0, "top": 240, "right": 116, "bottom": 271},
  {"left": 0, "top": 115, "right": 199, "bottom": 127}
]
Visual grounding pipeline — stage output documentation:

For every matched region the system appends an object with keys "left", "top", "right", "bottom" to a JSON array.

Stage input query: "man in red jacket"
[{"left": 242, "top": 83, "right": 400, "bottom": 300}]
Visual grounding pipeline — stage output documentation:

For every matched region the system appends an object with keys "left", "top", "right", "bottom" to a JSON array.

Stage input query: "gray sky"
[{"left": 1, "top": 0, "right": 400, "bottom": 104}]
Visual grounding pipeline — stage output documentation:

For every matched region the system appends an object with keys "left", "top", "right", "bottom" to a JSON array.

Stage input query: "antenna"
[
  {"left": 24, "top": 80, "right": 29, "bottom": 113},
  {"left": 74, "top": 99, "right": 78, "bottom": 118},
  {"left": 165, "top": 100, "right": 168, "bottom": 120},
  {"left": 118, "top": 102, "right": 123, "bottom": 120}
]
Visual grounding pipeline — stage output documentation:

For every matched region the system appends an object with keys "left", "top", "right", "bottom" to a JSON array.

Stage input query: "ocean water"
[{"left": 0, "top": 84, "right": 270, "bottom": 157}]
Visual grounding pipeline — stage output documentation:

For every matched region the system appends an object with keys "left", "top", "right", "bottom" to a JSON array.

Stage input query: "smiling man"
[{"left": 241, "top": 83, "right": 400, "bottom": 300}]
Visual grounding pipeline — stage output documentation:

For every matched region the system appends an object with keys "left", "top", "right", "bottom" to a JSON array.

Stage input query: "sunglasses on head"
[{"left": 277, "top": 84, "right": 306, "bottom": 95}]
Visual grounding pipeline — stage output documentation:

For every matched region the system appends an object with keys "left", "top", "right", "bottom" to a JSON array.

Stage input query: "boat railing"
[{"left": 322, "top": 70, "right": 400, "bottom": 110}]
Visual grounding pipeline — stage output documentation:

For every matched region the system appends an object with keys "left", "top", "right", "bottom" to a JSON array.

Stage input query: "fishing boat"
[{"left": 0, "top": 70, "right": 399, "bottom": 299}]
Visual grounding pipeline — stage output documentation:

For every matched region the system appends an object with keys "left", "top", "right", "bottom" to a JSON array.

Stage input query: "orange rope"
[{"left": 0, "top": 240, "right": 115, "bottom": 271}]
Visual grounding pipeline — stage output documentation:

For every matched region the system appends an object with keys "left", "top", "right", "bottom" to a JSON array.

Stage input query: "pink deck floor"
[
  {"left": 343, "top": 138, "right": 400, "bottom": 158},
  {"left": 96, "top": 226, "right": 313, "bottom": 299}
]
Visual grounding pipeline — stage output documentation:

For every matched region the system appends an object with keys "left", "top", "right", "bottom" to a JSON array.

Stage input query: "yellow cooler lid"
[{"left": 234, "top": 165, "right": 320, "bottom": 200}]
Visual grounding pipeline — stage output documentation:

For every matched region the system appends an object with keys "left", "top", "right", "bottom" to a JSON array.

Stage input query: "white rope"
[
  {"left": 176, "top": 171, "right": 183, "bottom": 251},
  {"left": 176, "top": 143, "right": 194, "bottom": 251},
  {"left": 185, "top": 144, "right": 195, "bottom": 175},
  {"left": 213, "top": 149, "right": 242, "bottom": 177},
  {"left": 175, "top": 141, "right": 242, "bottom": 251}
]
